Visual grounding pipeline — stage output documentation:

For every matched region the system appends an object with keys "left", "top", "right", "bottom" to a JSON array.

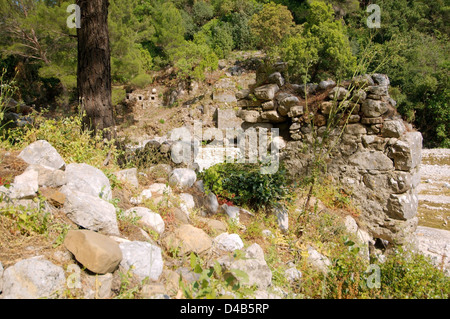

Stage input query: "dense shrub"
[{"left": 200, "top": 162, "right": 292, "bottom": 211}]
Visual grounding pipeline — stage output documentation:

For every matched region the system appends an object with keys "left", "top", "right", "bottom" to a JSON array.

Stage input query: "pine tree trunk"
[{"left": 76, "top": 0, "right": 115, "bottom": 139}]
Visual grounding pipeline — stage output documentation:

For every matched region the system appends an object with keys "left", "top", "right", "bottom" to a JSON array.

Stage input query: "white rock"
[
  {"left": 221, "top": 204, "right": 240, "bottom": 222},
  {"left": 1, "top": 256, "right": 66, "bottom": 299},
  {"left": 179, "top": 193, "right": 195, "bottom": 216},
  {"left": 8, "top": 168, "right": 39, "bottom": 199},
  {"left": 214, "top": 233, "right": 244, "bottom": 252},
  {"left": 344, "top": 215, "right": 359, "bottom": 234},
  {"left": 285, "top": 267, "right": 302, "bottom": 283},
  {"left": 275, "top": 207, "right": 288, "bottom": 233},
  {"left": 119, "top": 241, "right": 164, "bottom": 281},
  {"left": 60, "top": 185, "right": 120, "bottom": 236},
  {"left": 65, "top": 163, "right": 112, "bottom": 200},
  {"left": 168, "top": 168, "right": 197, "bottom": 189},
  {"left": 130, "top": 188, "right": 153, "bottom": 205},
  {"left": 18, "top": 140, "right": 65, "bottom": 169},
  {"left": 229, "top": 244, "right": 272, "bottom": 289},
  {"left": 125, "top": 207, "right": 165, "bottom": 234},
  {"left": 307, "top": 246, "right": 331, "bottom": 273},
  {"left": 262, "top": 229, "right": 274, "bottom": 238},
  {"left": 114, "top": 168, "right": 139, "bottom": 188},
  {"left": 147, "top": 183, "right": 172, "bottom": 196}
]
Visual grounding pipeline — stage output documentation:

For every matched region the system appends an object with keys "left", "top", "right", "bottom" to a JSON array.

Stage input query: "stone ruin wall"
[{"left": 232, "top": 66, "right": 423, "bottom": 245}]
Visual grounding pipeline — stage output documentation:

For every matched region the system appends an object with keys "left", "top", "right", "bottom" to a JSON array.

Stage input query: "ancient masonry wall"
[{"left": 231, "top": 67, "right": 422, "bottom": 244}]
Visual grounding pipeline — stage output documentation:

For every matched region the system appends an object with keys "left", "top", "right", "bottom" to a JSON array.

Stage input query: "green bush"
[{"left": 200, "top": 162, "right": 292, "bottom": 211}]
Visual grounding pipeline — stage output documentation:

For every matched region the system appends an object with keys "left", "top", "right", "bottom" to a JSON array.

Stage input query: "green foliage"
[
  {"left": 0, "top": 67, "right": 17, "bottom": 127},
  {"left": 2, "top": 111, "right": 119, "bottom": 168},
  {"left": 281, "top": 1, "right": 356, "bottom": 82},
  {"left": 378, "top": 249, "right": 450, "bottom": 299},
  {"left": 200, "top": 162, "right": 292, "bottom": 211},
  {"left": 249, "top": 2, "right": 295, "bottom": 50},
  {"left": 169, "top": 40, "right": 219, "bottom": 81},
  {"left": 192, "top": 0, "right": 214, "bottom": 26},
  {"left": 346, "top": 0, "right": 450, "bottom": 147},
  {"left": 180, "top": 252, "right": 255, "bottom": 299}
]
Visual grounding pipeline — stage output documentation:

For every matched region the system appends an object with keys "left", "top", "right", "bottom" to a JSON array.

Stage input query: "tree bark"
[{"left": 76, "top": 0, "right": 115, "bottom": 139}]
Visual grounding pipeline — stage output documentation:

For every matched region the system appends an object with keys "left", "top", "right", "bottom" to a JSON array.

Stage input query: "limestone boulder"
[
  {"left": 124, "top": 207, "right": 165, "bottom": 234},
  {"left": 388, "top": 132, "right": 422, "bottom": 171},
  {"left": 18, "top": 140, "right": 65, "bottom": 169},
  {"left": 114, "top": 168, "right": 139, "bottom": 188},
  {"left": 386, "top": 190, "right": 419, "bottom": 220},
  {"left": 361, "top": 99, "right": 389, "bottom": 118},
  {"left": 254, "top": 84, "right": 279, "bottom": 101},
  {"left": 65, "top": 163, "right": 112, "bottom": 201},
  {"left": 119, "top": 241, "right": 164, "bottom": 281},
  {"left": 213, "top": 233, "right": 244, "bottom": 252},
  {"left": 168, "top": 168, "right": 197, "bottom": 189},
  {"left": 382, "top": 120, "right": 406, "bottom": 138},
  {"left": 60, "top": 185, "right": 120, "bottom": 236},
  {"left": 1, "top": 256, "right": 66, "bottom": 299}
]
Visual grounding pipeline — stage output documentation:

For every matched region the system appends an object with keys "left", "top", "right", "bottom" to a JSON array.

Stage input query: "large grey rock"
[
  {"left": 386, "top": 190, "right": 419, "bottom": 220},
  {"left": 8, "top": 168, "right": 39, "bottom": 199},
  {"left": 228, "top": 243, "right": 272, "bottom": 289},
  {"left": 169, "top": 168, "right": 197, "bottom": 189},
  {"left": 388, "top": 132, "right": 422, "bottom": 171},
  {"left": 213, "top": 233, "right": 244, "bottom": 252},
  {"left": 371, "top": 73, "right": 390, "bottom": 86},
  {"left": 60, "top": 185, "right": 120, "bottom": 236},
  {"left": 260, "top": 110, "right": 287, "bottom": 123},
  {"left": 318, "top": 79, "right": 336, "bottom": 90},
  {"left": 348, "top": 151, "right": 394, "bottom": 171},
  {"left": 268, "top": 72, "right": 285, "bottom": 87},
  {"left": 203, "top": 191, "right": 219, "bottom": 214},
  {"left": 285, "top": 267, "right": 302, "bottom": 283},
  {"left": 274, "top": 206, "right": 288, "bottom": 233},
  {"left": 367, "top": 85, "right": 389, "bottom": 96},
  {"left": 114, "top": 168, "right": 139, "bottom": 188},
  {"left": 65, "top": 163, "right": 112, "bottom": 201},
  {"left": 307, "top": 246, "right": 331, "bottom": 273},
  {"left": 221, "top": 204, "right": 240, "bottom": 222},
  {"left": 64, "top": 230, "right": 123, "bottom": 274},
  {"left": 238, "top": 109, "right": 260, "bottom": 123},
  {"left": 1, "top": 256, "right": 66, "bottom": 299},
  {"left": 178, "top": 193, "right": 195, "bottom": 217},
  {"left": 119, "top": 241, "right": 164, "bottom": 281},
  {"left": 25, "top": 164, "right": 66, "bottom": 188},
  {"left": 18, "top": 140, "right": 65, "bottom": 170},
  {"left": 352, "top": 74, "right": 374, "bottom": 88},
  {"left": 278, "top": 95, "right": 300, "bottom": 116},
  {"left": 361, "top": 99, "right": 389, "bottom": 118},
  {"left": 328, "top": 87, "right": 349, "bottom": 100},
  {"left": 254, "top": 84, "right": 279, "bottom": 101},
  {"left": 124, "top": 207, "right": 165, "bottom": 234},
  {"left": 382, "top": 120, "right": 406, "bottom": 138}
]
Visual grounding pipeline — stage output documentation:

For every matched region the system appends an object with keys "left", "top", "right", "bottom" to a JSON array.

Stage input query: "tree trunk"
[{"left": 76, "top": 0, "right": 115, "bottom": 139}]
